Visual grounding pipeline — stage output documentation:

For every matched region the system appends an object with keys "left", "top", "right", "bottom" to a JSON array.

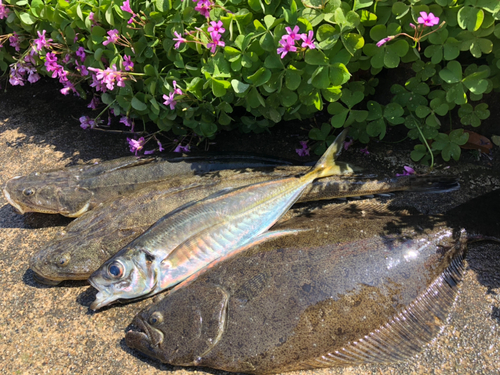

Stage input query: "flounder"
[
  {"left": 3, "top": 152, "right": 303, "bottom": 217},
  {"left": 29, "top": 169, "right": 459, "bottom": 285},
  {"left": 125, "top": 199, "right": 469, "bottom": 373}
]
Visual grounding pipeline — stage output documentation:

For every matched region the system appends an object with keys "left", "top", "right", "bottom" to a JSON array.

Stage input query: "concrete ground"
[{"left": 0, "top": 79, "right": 499, "bottom": 374}]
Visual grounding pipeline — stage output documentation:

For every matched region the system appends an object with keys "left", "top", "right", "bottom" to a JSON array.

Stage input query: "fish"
[
  {"left": 3, "top": 152, "right": 305, "bottom": 217},
  {"left": 29, "top": 171, "right": 459, "bottom": 285},
  {"left": 124, "top": 198, "right": 476, "bottom": 373},
  {"left": 88, "top": 129, "right": 357, "bottom": 309}
]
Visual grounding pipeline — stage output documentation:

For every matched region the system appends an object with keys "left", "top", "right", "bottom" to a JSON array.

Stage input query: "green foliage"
[{"left": 0, "top": 0, "right": 498, "bottom": 163}]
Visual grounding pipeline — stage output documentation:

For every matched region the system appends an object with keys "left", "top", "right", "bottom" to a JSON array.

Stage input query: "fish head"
[
  {"left": 126, "top": 284, "right": 229, "bottom": 366},
  {"left": 3, "top": 176, "right": 93, "bottom": 217},
  {"left": 89, "top": 246, "right": 158, "bottom": 310},
  {"left": 29, "top": 230, "right": 110, "bottom": 284}
]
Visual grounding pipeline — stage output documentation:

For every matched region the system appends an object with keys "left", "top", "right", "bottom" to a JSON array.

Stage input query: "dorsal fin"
[{"left": 288, "top": 254, "right": 465, "bottom": 369}]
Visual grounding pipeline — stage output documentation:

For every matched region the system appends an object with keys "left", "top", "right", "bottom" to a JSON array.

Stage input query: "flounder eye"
[
  {"left": 149, "top": 311, "right": 163, "bottom": 325},
  {"left": 107, "top": 261, "right": 124, "bottom": 278},
  {"left": 57, "top": 253, "right": 71, "bottom": 267},
  {"left": 23, "top": 188, "right": 35, "bottom": 196}
]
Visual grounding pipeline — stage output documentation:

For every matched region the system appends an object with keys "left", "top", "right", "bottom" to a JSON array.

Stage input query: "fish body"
[
  {"left": 29, "top": 171, "right": 459, "bottom": 284},
  {"left": 125, "top": 200, "right": 467, "bottom": 373},
  {"left": 88, "top": 130, "right": 352, "bottom": 309},
  {"left": 3, "top": 152, "right": 302, "bottom": 217}
]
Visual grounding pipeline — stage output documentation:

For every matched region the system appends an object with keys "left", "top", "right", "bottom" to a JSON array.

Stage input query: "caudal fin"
[{"left": 307, "top": 128, "right": 351, "bottom": 180}]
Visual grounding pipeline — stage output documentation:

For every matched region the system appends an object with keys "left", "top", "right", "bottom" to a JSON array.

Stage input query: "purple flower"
[
  {"left": 301, "top": 30, "right": 316, "bottom": 49},
  {"left": 163, "top": 92, "right": 177, "bottom": 110},
  {"left": 172, "top": 80, "right": 183, "bottom": 95},
  {"left": 295, "top": 140, "right": 310, "bottom": 157},
  {"left": 0, "top": 0, "right": 10, "bottom": 19},
  {"left": 343, "top": 137, "right": 353, "bottom": 151},
  {"left": 79, "top": 116, "right": 97, "bottom": 130},
  {"left": 60, "top": 81, "right": 77, "bottom": 96},
  {"left": 376, "top": 36, "right": 395, "bottom": 47},
  {"left": 27, "top": 70, "right": 40, "bottom": 84},
  {"left": 208, "top": 21, "right": 225, "bottom": 35},
  {"left": 417, "top": 12, "right": 439, "bottom": 27},
  {"left": 277, "top": 36, "right": 297, "bottom": 59},
  {"left": 173, "top": 31, "right": 187, "bottom": 49},
  {"left": 9, "top": 32, "right": 20, "bottom": 52},
  {"left": 409, "top": 23, "right": 416, "bottom": 30},
  {"left": 360, "top": 147, "right": 370, "bottom": 155},
  {"left": 157, "top": 140, "right": 164, "bottom": 152},
  {"left": 396, "top": 166, "right": 416, "bottom": 177},
  {"left": 120, "top": 0, "right": 133, "bottom": 13},
  {"left": 87, "top": 96, "right": 101, "bottom": 110},
  {"left": 88, "top": 65, "right": 125, "bottom": 91},
  {"left": 285, "top": 26, "right": 302, "bottom": 41},
  {"left": 123, "top": 55, "right": 134, "bottom": 71},
  {"left": 76, "top": 47, "right": 86, "bottom": 62},
  {"left": 76, "top": 61, "right": 88, "bottom": 76},
  {"left": 119, "top": 116, "right": 133, "bottom": 127},
  {"left": 103, "top": 29, "right": 119, "bottom": 46},
  {"left": 62, "top": 54, "right": 71, "bottom": 64},
  {"left": 127, "top": 137, "right": 145, "bottom": 155},
  {"left": 89, "top": 12, "right": 98, "bottom": 26},
  {"left": 207, "top": 32, "right": 225, "bottom": 53},
  {"left": 174, "top": 143, "right": 190, "bottom": 153},
  {"left": 33, "top": 30, "right": 53, "bottom": 53},
  {"left": 144, "top": 150, "right": 155, "bottom": 155}
]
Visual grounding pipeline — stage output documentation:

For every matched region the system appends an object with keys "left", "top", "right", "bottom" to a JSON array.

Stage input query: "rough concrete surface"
[{"left": 0, "top": 79, "right": 499, "bottom": 375}]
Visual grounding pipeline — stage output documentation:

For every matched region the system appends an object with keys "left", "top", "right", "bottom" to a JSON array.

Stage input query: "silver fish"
[{"left": 89, "top": 129, "right": 352, "bottom": 309}]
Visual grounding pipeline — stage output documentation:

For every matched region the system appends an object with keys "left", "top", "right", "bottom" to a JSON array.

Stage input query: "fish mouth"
[
  {"left": 88, "top": 280, "right": 117, "bottom": 310},
  {"left": 126, "top": 315, "right": 164, "bottom": 349},
  {"left": 3, "top": 186, "right": 26, "bottom": 215},
  {"left": 31, "top": 270, "right": 63, "bottom": 286}
]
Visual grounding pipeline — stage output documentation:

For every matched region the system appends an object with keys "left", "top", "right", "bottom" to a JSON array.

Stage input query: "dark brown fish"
[
  {"left": 125, "top": 198, "right": 473, "bottom": 373},
  {"left": 3, "top": 152, "right": 303, "bottom": 217}
]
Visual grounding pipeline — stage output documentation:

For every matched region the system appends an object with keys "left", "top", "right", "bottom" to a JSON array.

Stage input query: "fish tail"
[{"left": 306, "top": 129, "right": 351, "bottom": 180}]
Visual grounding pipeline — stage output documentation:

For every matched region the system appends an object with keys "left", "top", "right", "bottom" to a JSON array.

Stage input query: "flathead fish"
[
  {"left": 29, "top": 169, "right": 459, "bottom": 285},
  {"left": 88, "top": 130, "right": 356, "bottom": 309},
  {"left": 3, "top": 152, "right": 302, "bottom": 217},
  {"left": 124, "top": 198, "right": 474, "bottom": 373}
]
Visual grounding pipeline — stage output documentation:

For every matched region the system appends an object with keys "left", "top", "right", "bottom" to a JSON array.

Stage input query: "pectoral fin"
[
  {"left": 168, "top": 229, "right": 302, "bottom": 295},
  {"left": 58, "top": 187, "right": 94, "bottom": 217}
]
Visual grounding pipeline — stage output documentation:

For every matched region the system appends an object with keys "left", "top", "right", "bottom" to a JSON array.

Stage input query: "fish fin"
[
  {"left": 59, "top": 187, "right": 94, "bottom": 217},
  {"left": 287, "top": 255, "right": 465, "bottom": 370},
  {"left": 407, "top": 176, "right": 460, "bottom": 194},
  {"left": 104, "top": 156, "right": 157, "bottom": 172},
  {"left": 308, "top": 129, "right": 352, "bottom": 180},
  {"left": 168, "top": 229, "right": 301, "bottom": 295}
]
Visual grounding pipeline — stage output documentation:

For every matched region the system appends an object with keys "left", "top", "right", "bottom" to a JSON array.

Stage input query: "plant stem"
[{"left": 414, "top": 117, "right": 434, "bottom": 169}]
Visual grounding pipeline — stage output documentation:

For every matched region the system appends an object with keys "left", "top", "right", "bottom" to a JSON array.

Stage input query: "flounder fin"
[
  {"left": 295, "top": 254, "right": 465, "bottom": 369},
  {"left": 167, "top": 229, "right": 301, "bottom": 295},
  {"left": 407, "top": 176, "right": 460, "bottom": 194},
  {"left": 105, "top": 156, "right": 157, "bottom": 172}
]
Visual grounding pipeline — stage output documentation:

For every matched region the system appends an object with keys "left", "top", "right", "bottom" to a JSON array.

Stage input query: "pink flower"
[
  {"left": 33, "top": 30, "right": 53, "bottom": 53},
  {"left": 0, "top": 0, "right": 10, "bottom": 19},
  {"left": 409, "top": 23, "right": 416, "bottom": 30},
  {"left": 127, "top": 137, "right": 145, "bottom": 155},
  {"left": 76, "top": 61, "right": 88, "bottom": 76},
  {"left": 163, "top": 92, "right": 177, "bottom": 110},
  {"left": 301, "top": 30, "right": 316, "bottom": 49},
  {"left": 277, "top": 36, "right": 297, "bottom": 58},
  {"left": 60, "top": 81, "right": 77, "bottom": 96},
  {"left": 295, "top": 140, "right": 310, "bottom": 157},
  {"left": 123, "top": 55, "right": 134, "bottom": 71},
  {"left": 208, "top": 21, "right": 225, "bottom": 35},
  {"left": 360, "top": 147, "right": 369, "bottom": 155},
  {"left": 62, "top": 54, "right": 71, "bottom": 64},
  {"left": 376, "top": 36, "right": 395, "bottom": 47},
  {"left": 194, "top": 0, "right": 212, "bottom": 17},
  {"left": 103, "top": 29, "right": 119, "bottom": 46},
  {"left": 172, "top": 80, "right": 183, "bottom": 95},
  {"left": 417, "top": 12, "right": 439, "bottom": 27},
  {"left": 157, "top": 140, "right": 164, "bottom": 152},
  {"left": 207, "top": 32, "right": 225, "bottom": 53},
  {"left": 396, "top": 166, "right": 416, "bottom": 176},
  {"left": 120, "top": 0, "right": 133, "bottom": 13},
  {"left": 88, "top": 65, "right": 125, "bottom": 91},
  {"left": 285, "top": 26, "right": 302, "bottom": 41},
  {"left": 88, "top": 12, "right": 98, "bottom": 26},
  {"left": 173, "top": 31, "right": 187, "bottom": 49}
]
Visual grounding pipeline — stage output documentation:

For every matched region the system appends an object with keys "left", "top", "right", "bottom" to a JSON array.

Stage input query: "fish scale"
[{"left": 89, "top": 130, "right": 350, "bottom": 310}]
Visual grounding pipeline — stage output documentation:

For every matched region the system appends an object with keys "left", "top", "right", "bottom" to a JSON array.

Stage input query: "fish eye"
[
  {"left": 23, "top": 188, "right": 35, "bottom": 196},
  {"left": 57, "top": 253, "right": 71, "bottom": 268},
  {"left": 107, "top": 261, "right": 124, "bottom": 278},
  {"left": 149, "top": 311, "right": 163, "bottom": 326}
]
